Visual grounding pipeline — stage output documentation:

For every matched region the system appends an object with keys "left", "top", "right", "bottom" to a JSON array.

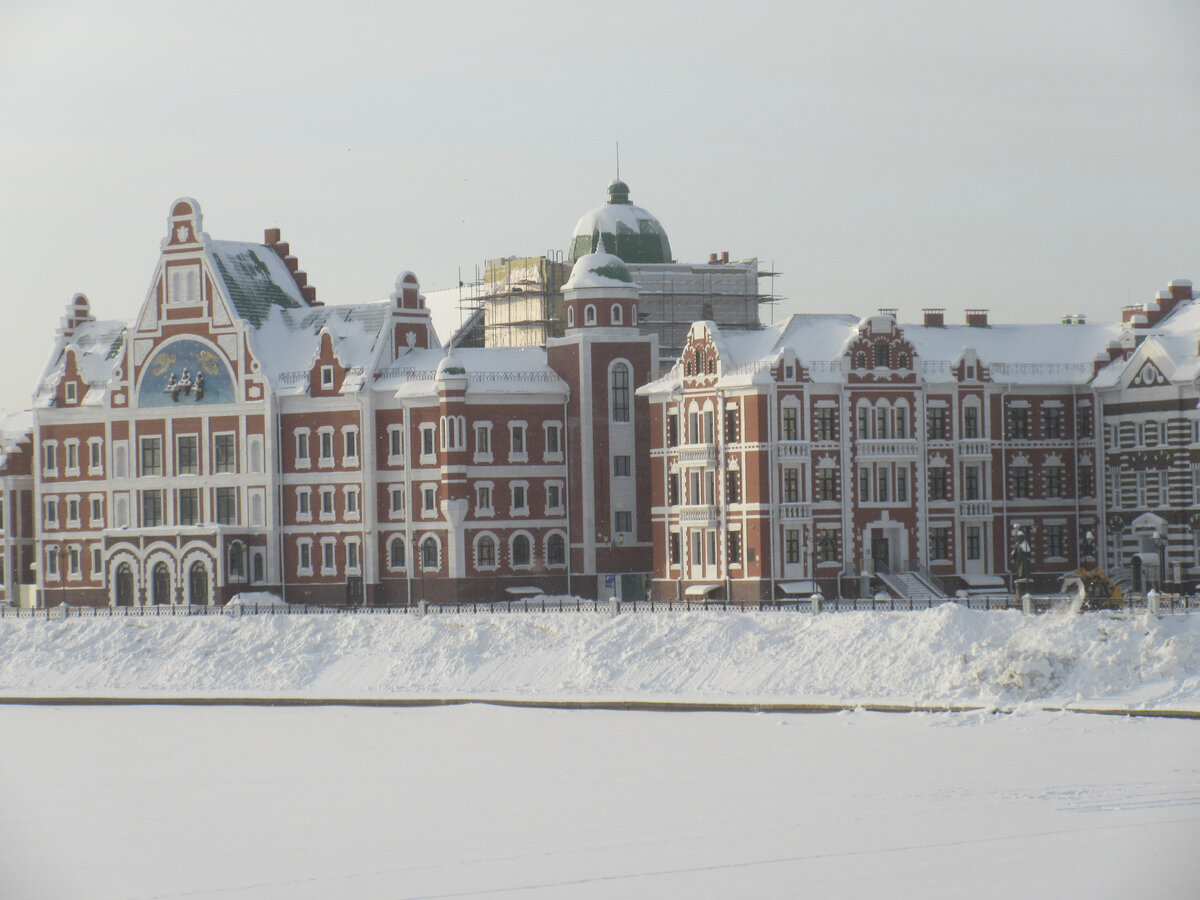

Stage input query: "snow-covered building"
[
  {"left": 637, "top": 300, "right": 1174, "bottom": 602},
  {"left": 0, "top": 410, "right": 35, "bottom": 606},
  {"left": 26, "top": 199, "right": 652, "bottom": 608},
  {"left": 1092, "top": 280, "right": 1200, "bottom": 592}
]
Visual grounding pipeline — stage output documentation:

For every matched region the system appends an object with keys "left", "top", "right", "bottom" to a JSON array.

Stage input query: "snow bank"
[{"left": 1, "top": 605, "right": 1197, "bottom": 709}]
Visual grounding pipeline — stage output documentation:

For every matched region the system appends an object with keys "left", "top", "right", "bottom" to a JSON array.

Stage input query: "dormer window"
[
  {"left": 320, "top": 366, "right": 335, "bottom": 389},
  {"left": 64, "top": 382, "right": 77, "bottom": 404}
]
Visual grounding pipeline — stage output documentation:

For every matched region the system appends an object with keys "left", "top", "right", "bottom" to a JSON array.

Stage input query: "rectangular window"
[
  {"left": 510, "top": 424, "right": 525, "bottom": 456},
  {"left": 877, "top": 467, "right": 888, "bottom": 503},
  {"left": 511, "top": 484, "right": 527, "bottom": 512},
  {"left": 963, "top": 406, "right": 979, "bottom": 439},
  {"left": 726, "top": 470, "right": 741, "bottom": 504},
  {"left": 43, "top": 441, "right": 58, "bottom": 475},
  {"left": 1008, "top": 408, "right": 1029, "bottom": 440},
  {"left": 388, "top": 426, "right": 403, "bottom": 460},
  {"left": 319, "top": 430, "right": 334, "bottom": 464},
  {"left": 689, "top": 470, "right": 701, "bottom": 504},
  {"left": 727, "top": 532, "right": 741, "bottom": 565},
  {"left": 668, "top": 472, "right": 680, "bottom": 506},
  {"left": 90, "top": 497, "right": 103, "bottom": 526},
  {"left": 298, "top": 542, "right": 311, "bottom": 572},
  {"left": 178, "top": 488, "right": 199, "bottom": 526},
  {"left": 724, "top": 409, "right": 740, "bottom": 443},
  {"left": 391, "top": 486, "right": 406, "bottom": 516},
  {"left": 344, "top": 429, "right": 358, "bottom": 461},
  {"left": 782, "top": 407, "right": 798, "bottom": 441},
  {"left": 1043, "top": 408, "right": 1062, "bottom": 439},
  {"left": 704, "top": 470, "right": 716, "bottom": 505},
  {"left": 476, "top": 484, "right": 492, "bottom": 513},
  {"left": 65, "top": 441, "right": 79, "bottom": 473},
  {"left": 421, "top": 425, "right": 436, "bottom": 459},
  {"left": 816, "top": 407, "right": 836, "bottom": 441},
  {"left": 296, "top": 431, "right": 310, "bottom": 466},
  {"left": 345, "top": 487, "right": 359, "bottom": 516},
  {"left": 859, "top": 468, "right": 871, "bottom": 502},
  {"left": 927, "top": 407, "right": 946, "bottom": 441},
  {"left": 91, "top": 546, "right": 102, "bottom": 577},
  {"left": 930, "top": 527, "right": 949, "bottom": 560},
  {"left": 546, "top": 483, "right": 561, "bottom": 511},
  {"left": 929, "top": 468, "right": 947, "bottom": 501},
  {"left": 346, "top": 540, "right": 360, "bottom": 571},
  {"left": 783, "top": 468, "right": 799, "bottom": 502},
  {"left": 1012, "top": 467, "right": 1030, "bottom": 499},
  {"left": 215, "top": 487, "right": 237, "bottom": 525},
  {"left": 615, "top": 510, "right": 632, "bottom": 534},
  {"left": 785, "top": 529, "right": 800, "bottom": 564},
  {"left": 423, "top": 486, "right": 436, "bottom": 513},
  {"left": 89, "top": 439, "right": 103, "bottom": 471},
  {"left": 177, "top": 435, "right": 199, "bottom": 475},
  {"left": 966, "top": 526, "right": 981, "bottom": 560},
  {"left": 1045, "top": 466, "right": 1063, "bottom": 498},
  {"left": 1078, "top": 466, "right": 1094, "bottom": 497},
  {"left": 613, "top": 455, "right": 631, "bottom": 477},
  {"left": 141, "top": 490, "right": 163, "bottom": 527},
  {"left": 322, "top": 540, "right": 336, "bottom": 572},
  {"left": 213, "top": 434, "right": 235, "bottom": 474},
  {"left": 545, "top": 424, "right": 561, "bottom": 456},
  {"left": 46, "top": 547, "right": 58, "bottom": 578},
  {"left": 474, "top": 423, "right": 491, "bottom": 457},
  {"left": 297, "top": 488, "right": 311, "bottom": 517},
  {"left": 703, "top": 412, "right": 714, "bottom": 444},
  {"left": 818, "top": 468, "right": 836, "bottom": 501},
  {"left": 67, "top": 497, "right": 80, "bottom": 525},
  {"left": 896, "top": 468, "right": 908, "bottom": 503},
  {"left": 321, "top": 366, "right": 335, "bottom": 389},
  {"left": 140, "top": 436, "right": 162, "bottom": 476},
  {"left": 67, "top": 546, "right": 80, "bottom": 576},
  {"left": 965, "top": 467, "right": 980, "bottom": 500},
  {"left": 320, "top": 487, "right": 335, "bottom": 516},
  {"left": 1046, "top": 524, "right": 1065, "bottom": 559},
  {"left": 667, "top": 414, "right": 679, "bottom": 447}
]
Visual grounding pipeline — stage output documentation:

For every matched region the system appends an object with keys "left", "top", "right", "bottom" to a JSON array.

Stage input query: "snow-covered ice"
[{"left": 0, "top": 705, "right": 1196, "bottom": 898}]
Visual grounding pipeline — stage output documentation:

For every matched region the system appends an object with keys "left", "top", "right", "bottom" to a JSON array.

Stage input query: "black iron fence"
[{"left": 1, "top": 593, "right": 1197, "bottom": 619}]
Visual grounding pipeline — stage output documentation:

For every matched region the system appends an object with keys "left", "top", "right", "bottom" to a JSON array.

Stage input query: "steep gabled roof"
[{"left": 207, "top": 240, "right": 306, "bottom": 326}]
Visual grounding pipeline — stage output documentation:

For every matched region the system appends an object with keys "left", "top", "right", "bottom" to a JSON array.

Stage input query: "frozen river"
[{"left": 1, "top": 704, "right": 1196, "bottom": 899}]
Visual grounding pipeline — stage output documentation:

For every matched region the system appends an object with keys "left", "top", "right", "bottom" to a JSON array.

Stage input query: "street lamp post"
[{"left": 1153, "top": 529, "right": 1167, "bottom": 592}]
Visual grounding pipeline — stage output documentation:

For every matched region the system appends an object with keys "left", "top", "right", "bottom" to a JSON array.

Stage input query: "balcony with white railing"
[
  {"left": 777, "top": 441, "right": 810, "bottom": 460},
  {"left": 677, "top": 504, "right": 720, "bottom": 525},
  {"left": 956, "top": 440, "right": 992, "bottom": 458},
  {"left": 675, "top": 444, "right": 717, "bottom": 465},
  {"left": 780, "top": 503, "right": 812, "bottom": 520},
  {"left": 856, "top": 439, "right": 919, "bottom": 458},
  {"left": 958, "top": 500, "right": 993, "bottom": 518}
]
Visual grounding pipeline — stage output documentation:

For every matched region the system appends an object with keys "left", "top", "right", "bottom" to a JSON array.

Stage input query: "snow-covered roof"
[
  {"left": 34, "top": 314, "right": 128, "bottom": 408},
  {"left": 382, "top": 347, "right": 566, "bottom": 398},
  {"left": 0, "top": 409, "right": 32, "bottom": 451},
  {"left": 568, "top": 181, "right": 672, "bottom": 264},
  {"left": 251, "top": 300, "right": 392, "bottom": 393},
  {"left": 207, "top": 240, "right": 306, "bottom": 326},
  {"left": 562, "top": 252, "right": 639, "bottom": 292}
]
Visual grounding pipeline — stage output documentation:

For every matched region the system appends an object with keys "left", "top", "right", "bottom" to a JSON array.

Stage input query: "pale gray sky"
[{"left": 2, "top": 0, "right": 1198, "bottom": 411}]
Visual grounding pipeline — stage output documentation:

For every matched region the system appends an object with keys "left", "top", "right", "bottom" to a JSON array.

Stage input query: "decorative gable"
[{"left": 1128, "top": 358, "right": 1168, "bottom": 389}]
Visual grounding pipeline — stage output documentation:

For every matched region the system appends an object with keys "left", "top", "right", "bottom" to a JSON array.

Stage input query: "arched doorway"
[
  {"left": 152, "top": 562, "right": 171, "bottom": 605},
  {"left": 188, "top": 561, "right": 209, "bottom": 606},
  {"left": 115, "top": 563, "right": 134, "bottom": 607}
]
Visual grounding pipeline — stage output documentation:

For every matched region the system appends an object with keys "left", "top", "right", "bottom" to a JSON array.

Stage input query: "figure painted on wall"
[{"left": 141, "top": 340, "right": 235, "bottom": 407}]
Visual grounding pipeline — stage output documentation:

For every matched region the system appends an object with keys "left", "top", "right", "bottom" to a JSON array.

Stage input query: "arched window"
[
  {"left": 252, "top": 552, "right": 265, "bottom": 583},
  {"left": 388, "top": 536, "right": 406, "bottom": 569},
  {"left": 420, "top": 537, "right": 439, "bottom": 570},
  {"left": 547, "top": 533, "right": 566, "bottom": 567},
  {"left": 855, "top": 352, "right": 866, "bottom": 369},
  {"left": 477, "top": 535, "right": 496, "bottom": 568},
  {"left": 188, "top": 561, "right": 208, "bottom": 606},
  {"left": 611, "top": 362, "right": 631, "bottom": 423},
  {"left": 228, "top": 542, "right": 245, "bottom": 579},
  {"left": 152, "top": 562, "right": 171, "bottom": 605},
  {"left": 611, "top": 304, "right": 622, "bottom": 325},
  {"left": 115, "top": 562, "right": 134, "bottom": 607},
  {"left": 512, "top": 534, "right": 531, "bottom": 567},
  {"left": 567, "top": 307, "right": 575, "bottom": 328},
  {"left": 585, "top": 305, "right": 596, "bottom": 325}
]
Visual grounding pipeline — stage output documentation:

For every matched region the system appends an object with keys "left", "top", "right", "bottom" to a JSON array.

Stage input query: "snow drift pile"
[{"left": 1, "top": 605, "right": 1197, "bottom": 709}]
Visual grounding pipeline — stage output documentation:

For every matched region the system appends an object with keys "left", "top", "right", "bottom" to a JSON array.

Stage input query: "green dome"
[{"left": 568, "top": 180, "right": 672, "bottom": 264}]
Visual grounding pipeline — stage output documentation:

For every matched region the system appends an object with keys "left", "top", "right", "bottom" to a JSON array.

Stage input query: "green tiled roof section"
[
  {"left": 211, "top": 246, "right": 303, "bottom": 326},
  {"left": 105, "top": 328, "right": 126, "bottom": 360},
  {"left": 287, "top": 303, "right": 389, "bottom": 335}
]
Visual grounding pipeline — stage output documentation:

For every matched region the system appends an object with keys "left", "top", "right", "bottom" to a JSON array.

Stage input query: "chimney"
[
  {"left": 708, "top": 252, "right": 718, "bottom": 265},
  {"left": 965, "top": 309, "right": 989, "bottom": 327},
  {"left": 1170, "top": 279, "right": 1193, "bottom": 302},
  {"left": 922, "top": 308, "right": 945, "bottom": 327},
  {"left": 721, "top": 251, "right": 729, "bottom": 264},
  {"left": 283, "top": 255, "right": 299, "bottom": 273},
  {"left": 292, "top": 270, "right": 308, "bottom": 289},
  {"left": 264, "top": 227, "right": 281, "bottom": 245},
  {"left": 878, "top": 307, "right": 897, "bottom": 318}
]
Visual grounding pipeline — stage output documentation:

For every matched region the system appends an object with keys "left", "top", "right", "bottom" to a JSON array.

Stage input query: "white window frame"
[
  {"left": 421, "top": 483, "right": 438, "bottom": 518},
  {"left": 320, "top": 537, "right": 337, "bottom": 575},
  {"left": 319, "top": 486, "right": 336, "bottom": 521},
  {"left": 295, "top": 428, "right": 312, "bottom": 469},
  {"left": 87, "top": 438, "right": 103, "bottom": 475},
  {"left": 474, "top": 422, "right": 493, "bottom": 463},
  {"left": 43, "top": 440, "right": 58, "bottom": 477},
  {"left": 89, "top": 495, "right": 103, "bottom": 528},
  {"left": 64, "top": 381, "right": 77, "bottom": 404},
  {"left": 64, "top": 439, "right": 80, "bottom": 476},
  {"left": 509, "top": 422, "right": 528, "bottom": 462},
  {"left": 297, "top": 538, "right": 313, "bottom": 576},
  {"left": 419, "top": 535, "right": 441, "bottom": 572},
  {"left": 389, "top": 485, "right": 406, "bottom": 520},
  {"left": 247, "top": 434, "right": 265, "bottom": 474},
  {"left": 66, "top": 494, "right": 81, "bottom": 528},
  {"left": 475, "top": 481, "right": 494, "bottom": 517},
  {"left": 386, "top": 534, "right": 407, "bottom": 572},
  {"left": 543, "top": 421, "right": 563, "bottom": 461},
  {"left": 345, "top": 537, "right": 361, "bottom": 575},
  {"left": 44, "top": 496, "right": 58, "bottom": 528},
  {"left": 510, "top": 480, "right": 529, "bottom": 517},
  {"left": 91, "top": 546, "right": 102, "bottom": 581},
  {"left": 420, "top": 424, "right": 437, "bottom": 464},
  {"left": 344, "top": 485, "right": 360, "bottom": 520},
  {"left": 176, "top": 433, "right": 200, "bottom": 476},
  {"left": 296, "top": 486, "right": 312, "bottom": 522},
  {"left": 615, "top": 509, "right": 633, "bottom": 535},
  {"left": 387, "top": 424, "right": 404, "bottom": 464},
  {"left": 317, "top": 427, "right": 335, "bottom": 469},
  {"left": 509, "top": 531, "right": 534, "bottom": 570},
  {"left": 611, "top": 303, "right": 623, "bottom": 325},
  {"left": 474, "top": 532, "right": 499, "bottom": 571},
  {"left": 320, "top": 365, "right": 335, "bottom": 390},
  {"left": 545, "top": 480, "right": 564, "bottom": 515},
  {"left": 343, "top": 426, "right": 359, "bottom": 465}
]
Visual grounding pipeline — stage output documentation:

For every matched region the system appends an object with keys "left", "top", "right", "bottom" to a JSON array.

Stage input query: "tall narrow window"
[{"left": 611, "top": 363, "right": 631, "bottom": 423}]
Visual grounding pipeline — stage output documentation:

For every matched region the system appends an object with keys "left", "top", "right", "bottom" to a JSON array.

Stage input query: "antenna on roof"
[{"left": 615, "top": 140, "right": 620, "bottom": 180}]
